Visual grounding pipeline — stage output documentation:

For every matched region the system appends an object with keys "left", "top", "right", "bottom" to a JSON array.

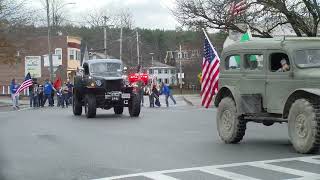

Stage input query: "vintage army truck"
[
  {"left": 214, "top": 38, "right": 320, "bottom": 154},
  {"left": 73, "top": 59, "right": 141, "bottom": 118}
]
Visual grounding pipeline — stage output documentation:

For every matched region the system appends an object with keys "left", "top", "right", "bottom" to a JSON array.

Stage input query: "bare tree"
[
  {"left": 0, "top": 0, "right": 35, "bottom": 65},
  {"left": 114, "top": 8, "right": 135, "bottom": 29},
  {"left": 174, "top": 0, "right": 320, "bottom": 37},
  {"left": 83, "top": 8, "right": 115, "bottom": 27}
]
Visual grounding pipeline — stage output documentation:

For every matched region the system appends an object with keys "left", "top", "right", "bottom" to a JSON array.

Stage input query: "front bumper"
[{"left": 96, "top": 91, "right": 131, "bottom": 107}]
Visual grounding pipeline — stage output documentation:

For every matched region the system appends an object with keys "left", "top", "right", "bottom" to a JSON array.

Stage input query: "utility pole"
[
  {"left": 179, "top": 44, "right": 182, "bottom": 94},
  {"left": 136, "top": 30, "right": 140, "bottom": 65},
  {"left": 149, "top": 52, "right": 154, "bottom": 66},
  {"left": 103, "top": 16, "right": 107, "bottom": 57},
  {"left": 46, "top": 0, "right": 54, "bottom": 82},
  {"left": 120, "top": 27, "right": 123, "bottom": 60}
]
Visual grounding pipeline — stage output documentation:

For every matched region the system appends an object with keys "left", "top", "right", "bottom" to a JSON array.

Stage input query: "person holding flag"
[
  {"left": 201, "top": 29, "right": 220, "bottom": 108},
  {"left": 12, "top": 73, "right": 34, "bottom": 110},
  {"left": 10, "top": 78, "right": 20, "bottom": 110}
]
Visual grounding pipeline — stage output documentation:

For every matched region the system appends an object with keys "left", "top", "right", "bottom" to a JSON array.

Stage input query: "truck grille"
[{"left": 104, "top": 79, "right": 123, "bottom": 92}]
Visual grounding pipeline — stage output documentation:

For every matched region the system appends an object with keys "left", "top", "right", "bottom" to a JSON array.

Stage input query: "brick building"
[{"left": 0, "top": 35, "right": 81, "bottom": 93}]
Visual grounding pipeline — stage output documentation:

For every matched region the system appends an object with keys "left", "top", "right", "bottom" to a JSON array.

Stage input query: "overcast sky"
[{"left": 31, "top": 0, "right": 179, "bottom": 29}]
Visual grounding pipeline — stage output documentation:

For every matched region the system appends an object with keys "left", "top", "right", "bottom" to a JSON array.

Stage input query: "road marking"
[
  {"left": 247, "top": 162, "right": 318, "bottom": 177},
  {"left": 144, "top": 173, "right": 179, "bottom": 180},
  {"left": 200, "top": 168, "right": 260, "bottom": 180},
  {"left": 93, "top": 155, "right": 320, "bottom": 180}
]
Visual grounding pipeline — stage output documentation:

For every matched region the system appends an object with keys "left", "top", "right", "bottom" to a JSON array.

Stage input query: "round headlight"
[{"left": 96, "top": 80, "right": 102, "bottom": 86}]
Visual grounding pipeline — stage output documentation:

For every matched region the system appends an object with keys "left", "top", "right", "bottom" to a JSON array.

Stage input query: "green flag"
[{"left": 239, "top": 29, "right": 256, "bottom": 62}]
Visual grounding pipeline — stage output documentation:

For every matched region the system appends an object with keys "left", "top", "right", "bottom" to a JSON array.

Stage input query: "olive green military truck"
[
  {"left": 215, "top": 38, "right": 320, "bottom": 154},
  {"left": 73, "top": 59, "right": 141, "bottom": 118}
]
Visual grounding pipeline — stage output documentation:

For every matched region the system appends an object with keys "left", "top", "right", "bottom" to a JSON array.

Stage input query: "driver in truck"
[{"left": 277, "top": 59, "right": 290, "bottom": 72}]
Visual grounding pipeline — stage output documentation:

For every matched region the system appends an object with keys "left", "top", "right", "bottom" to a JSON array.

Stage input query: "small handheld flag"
[{"left": 14, "top": 73, "right": 33, "bottom": 97}]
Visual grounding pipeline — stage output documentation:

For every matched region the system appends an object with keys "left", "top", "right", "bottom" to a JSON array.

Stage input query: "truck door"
[
  {"left": 266, "top": 51, "right": 292, "bottom": 114},
  {"left": 239, "top": 52, "right": 267, "bottom": 112}
]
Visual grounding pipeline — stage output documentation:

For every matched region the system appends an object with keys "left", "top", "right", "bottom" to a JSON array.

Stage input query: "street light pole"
[
  {"left": 136, "top": 30, "right": 140, "bottom": 65},
  {"left": 149, "top": 53, "right": 154, "bottom": 66},
  {"left": 120, "top": 27, "right": 123, "bottom": 60},
  {"left": 46, "top": 0, "right": 54, "bottom": 82},
  {"left": 179, "top": 44, "right": 182, "bottom": 94},
  {"left": 103, "top": 16, "right": 107, "bottom": 58}
]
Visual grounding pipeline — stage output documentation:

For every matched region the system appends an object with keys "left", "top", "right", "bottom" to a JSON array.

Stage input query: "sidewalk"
[
  {"left": 182, "top": 94, "right": 215, "bottom": 108},
  {"left": 0, "top": 96, "right": 29, "bottom": 108}
]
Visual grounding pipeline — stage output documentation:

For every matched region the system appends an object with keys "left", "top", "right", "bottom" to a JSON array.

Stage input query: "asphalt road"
[{"left": 0, "top": 96, "right": 319, "bottom": 180}]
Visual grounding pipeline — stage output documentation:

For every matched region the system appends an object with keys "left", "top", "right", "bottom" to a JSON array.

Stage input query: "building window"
[
  {"left": 158, "top": 78, "right": 162, "bottom": 83},
  {"left": 69, "top": 49, "right": 76, "bottom": 60},
  {"left": 149, "top": 69, "right": 153, "bottom": 74},
  {"left": 158, "top": 69, "right": 162, "bottom": 74},
  {"left": 76, "top": 50, "right": 81, "bottom": 60},
  {"left": 171, "top": 69, "right": 176, "bottom": 74},
  {"left": 183, "top": 51, "right": 188, "bottom": 59},
  {"left": 164, "top": 78, "right": 169, "bottom": 84},
  {"left": 164, "top": 69, "right": 168, "bottom": 74},
  {"left": 55, "top": 48, "right": 62, "bottom": 60}
]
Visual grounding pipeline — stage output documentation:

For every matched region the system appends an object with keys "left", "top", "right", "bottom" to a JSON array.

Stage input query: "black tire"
[
  {"left": 288, "top": 98, "right": 320, "bottom": 154},
  {"left": 114, "top": 106, "right": 124, "bottom": 115},
  {"left": 73, "top": 95, "right": 82, "bottom": 116},
  {"left": 263, "top": 121, "right": 274, "bottom": 126},
  {"left": 84, "top": 94, "right": 96, "bottom": 118},
  {"left": 217, "top": 97, "right": 246, "bottom": 143},
  {"left": 129, "top": 94, "right": 141, "bottom": 117}
]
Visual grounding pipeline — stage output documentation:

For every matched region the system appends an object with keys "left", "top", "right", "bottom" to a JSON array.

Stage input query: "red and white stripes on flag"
[
  {"left": 201, "top": 30, "right": 220, "bottom": 108},
  {"left": 14, "top": 73, "right": 33, "bottom": 97},
  {"left": 229, "top": 0, "right": 247, "bottom": 16}
]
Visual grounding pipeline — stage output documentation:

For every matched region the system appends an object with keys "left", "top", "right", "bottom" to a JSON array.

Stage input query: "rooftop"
[{"left": 223, "top": 37, "right": 320, "bottom": 54}]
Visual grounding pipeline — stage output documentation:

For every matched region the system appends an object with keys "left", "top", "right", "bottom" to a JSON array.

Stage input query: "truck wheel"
[
  {"left": 217, "top": 97, "right": 246, "bottom": 143},
  {"left": 73, "top": 95, "right": 82, "bottom": 116},
  {"left": 129, "top": 94, "right": 141, "bottom": 117},
  {"left": 288, "top": 99, "right": 320, "bottom": 154},
  {"left": 114, "top": 106, "right": 124, "bottom": 115},
  {"left": 85, "top": 94, "right": 96, "bottom": 118}
]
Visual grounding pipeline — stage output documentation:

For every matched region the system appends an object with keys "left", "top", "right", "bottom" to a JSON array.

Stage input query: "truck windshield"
[
  {"left": 90, "top": 62, "right": 122, "bottom": 76},
  {"left": 296, "top": 49, "right": 320, "bottom": 68}
]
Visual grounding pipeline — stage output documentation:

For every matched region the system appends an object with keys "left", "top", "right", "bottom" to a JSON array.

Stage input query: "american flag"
[
  {"left": 201, "top": 31, "right": 220, "bottom": 108},
  {"left": 229, "top": 0, "right": 247, "bottom": 16},
  {"left": 14, "top": 73, "right": 33, "bottom": 97}
]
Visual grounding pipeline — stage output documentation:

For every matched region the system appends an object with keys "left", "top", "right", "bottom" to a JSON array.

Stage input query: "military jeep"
[
  {"left": 215, "top": 38, "right": 320, "bottom": 154},
  {"left": 73, "top": 59, "right": 141, "bottom": 118}
]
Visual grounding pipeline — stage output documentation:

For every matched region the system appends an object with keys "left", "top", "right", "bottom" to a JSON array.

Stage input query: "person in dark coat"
[
  {"left": 42, "top": 79, "right": 55, "bottom": 107},
  {"left": 38, "top": 84, "right": 44, "bottom": 107}
]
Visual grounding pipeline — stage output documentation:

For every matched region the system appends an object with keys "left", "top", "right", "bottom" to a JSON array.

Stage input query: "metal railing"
[{"left": 1, "top": 85, "right": 30, "bottom": 96}]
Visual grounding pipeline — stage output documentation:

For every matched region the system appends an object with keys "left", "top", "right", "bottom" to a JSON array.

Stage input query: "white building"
[{"left": 147, "top": 61, "right": 177, "bottom": 85}]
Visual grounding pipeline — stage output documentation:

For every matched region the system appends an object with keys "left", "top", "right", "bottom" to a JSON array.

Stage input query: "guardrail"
[{"left": 1, "top": 86, "right": 30, "bottom": 96}]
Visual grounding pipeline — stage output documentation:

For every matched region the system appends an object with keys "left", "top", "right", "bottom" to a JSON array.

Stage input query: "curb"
[{"left": 182, "top": 96, "right": 194, "bottom": 106}]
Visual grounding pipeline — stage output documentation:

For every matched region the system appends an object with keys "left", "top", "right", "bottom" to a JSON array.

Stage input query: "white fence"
[{"left": 1, "top": 86, "right": 30, "bottom": 96}]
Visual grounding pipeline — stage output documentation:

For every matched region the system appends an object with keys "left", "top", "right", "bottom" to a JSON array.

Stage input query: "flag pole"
[
  {"left": 202, "top": 28, "right": 220, "bottom": 58},
  {"left": 202, "top": 28, "right": 216, "bottom": 55}
]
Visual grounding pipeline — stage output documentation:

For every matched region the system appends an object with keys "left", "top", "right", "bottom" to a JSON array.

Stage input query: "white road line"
[
  {"left": 94, "top": 156, "right": 320, "bottom": 180},
  {"left": 297, "top": 157, "right": 320, "bottom": 165},
  {"left": 285, "top": 176, "right": 320, "bottom": 180},
  {"left": 247, "top": 162, "right": 318, "bottom": 177},
  {"left": 144, "top": 173, "right": 179, "bottom": 180},
  {"left": 200, "top": 168, "right": 260, "bottom": 180}
]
